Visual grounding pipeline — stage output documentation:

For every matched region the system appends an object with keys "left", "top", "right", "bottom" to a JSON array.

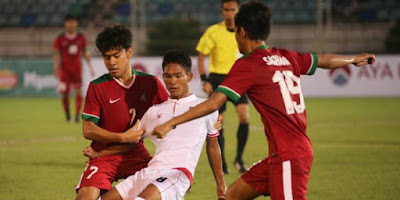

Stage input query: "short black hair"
[
  {"left": 162, "top": 50, "right": 192, "bottom": 73},
  {"left": 64, "top": 14, "right": 77, "bottom": 22},
  {"left": 235, "top": 1, "right": 271, "bottom": 41},
  {"left": 221, "top": 0, "right": 240, "bottom": 7},
  {"left": 95, "top": 24, "right": 133, "bottom": 55}
]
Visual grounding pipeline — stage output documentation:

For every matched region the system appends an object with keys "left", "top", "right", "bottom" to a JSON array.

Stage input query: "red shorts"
[
  {"left": 241, "top": 156, "right": 313, "bottom": 200},
  {"left": 75, "top": 153, "right": 152, "bottom": 192},
  {"left": 57, "top": 70, "right": 82, "bottom": 94}
]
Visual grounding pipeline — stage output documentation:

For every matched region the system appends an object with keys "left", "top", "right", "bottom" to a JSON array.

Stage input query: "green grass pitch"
[{"left": 0, "top": 97, "right": 399, "bottom": 200}]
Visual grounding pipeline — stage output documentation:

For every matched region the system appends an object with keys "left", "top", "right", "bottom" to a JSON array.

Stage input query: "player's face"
[
  {"left": 64, "top": 19, "right": 78, "bottom": 33},
  {"left": 163, "top": 63, "right": 193, "bottom": 99},
  {"left": 221, "top": 1, "right": 239, "bottom": 23},
  {"left": 102, "top": 48, "right": 133, "bottom": 78}
]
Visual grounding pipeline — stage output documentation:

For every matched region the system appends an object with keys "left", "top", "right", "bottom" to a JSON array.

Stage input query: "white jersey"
[{"left": 140, "top": 94, "right": 219, "bottom": 179}]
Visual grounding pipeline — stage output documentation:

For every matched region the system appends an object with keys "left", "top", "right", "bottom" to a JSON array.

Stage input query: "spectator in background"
[
  {"left": 53, "top": 14, "right": 95, "bottom": 123},
  {"left": 196, "top": 0, "right": 249, "bottom": 174}
]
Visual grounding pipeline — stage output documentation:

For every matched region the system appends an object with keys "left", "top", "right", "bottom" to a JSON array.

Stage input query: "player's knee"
[
  {"left": 238, "top": 113, "right": 250, "bottom": 124},
  {"left": 76, "top": 187, "right": 100, "bottom": 200}
]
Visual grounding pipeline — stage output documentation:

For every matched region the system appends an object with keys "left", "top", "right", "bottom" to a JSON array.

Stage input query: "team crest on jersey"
[
  {"left": 157, "top": 113, "right": 162, "bottom": 118},
  {"left": 139, "top": 94, "right": 147, "bottom": 101},
  {"left": 263, "top": 55, "right": 291, "bottom": 66}
]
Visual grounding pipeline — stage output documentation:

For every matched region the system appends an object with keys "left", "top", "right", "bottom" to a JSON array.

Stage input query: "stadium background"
[{"left": 0, "top": 0, "right": 399, "bottom": 199}]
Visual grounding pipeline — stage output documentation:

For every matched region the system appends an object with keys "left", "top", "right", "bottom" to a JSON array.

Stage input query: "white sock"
[
  {"left": 97, "top": 197, "right": 102, "bottom": 200},
  {"left": 134, "top": 197, "right": 145, "bottom": 200}
]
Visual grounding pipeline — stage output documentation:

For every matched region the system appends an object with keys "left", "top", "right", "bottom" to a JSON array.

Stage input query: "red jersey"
[
  {"left": 215, "top": 45, "right": 318, "bottom": 160},
  {"left": 53, "top": 32, "right": 88, "bottom": 73},
  {"left": 82, "top": 70, "right": 169, "bottom": 156}
]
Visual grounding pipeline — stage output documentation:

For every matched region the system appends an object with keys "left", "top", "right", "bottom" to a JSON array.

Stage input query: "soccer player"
[
  {"left": 197, "top": 0, "right": 249, "bottom": 174},
  {"left": 53, "top": 14, "right": 95, "bottom": 123},
  {"left": 75, "top": 24, "right": 169, "bottom": 200},
  {"left": 152, "top": 1, "right": 376, "bottom": 200},
  {"left": 94, "top": 50, "right": 226, "bottom": 200}
]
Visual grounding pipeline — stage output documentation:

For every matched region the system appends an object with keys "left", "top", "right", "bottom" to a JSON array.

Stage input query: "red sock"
[
  {"left": 75, "top": 94, "right": 83, "bottom": 116},
  {"left": 62, "top": 95, "right": 70, "bottom": 118}
]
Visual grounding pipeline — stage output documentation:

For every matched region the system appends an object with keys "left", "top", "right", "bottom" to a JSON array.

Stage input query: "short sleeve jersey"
[
  {"left": 139, "top": 94, "right": 219, "bottom": 179},
  {"left": 53, "top": 32, "right": 88, "bottom": 73},
  {"left": 196, "top": 21, "right": 239, "bottom": 75},
  {"left": 81, "top": 70, "right": 169, "bottom": 155},
  {"left": 215, "top": 45, "right": 318, "bottom": 160}
]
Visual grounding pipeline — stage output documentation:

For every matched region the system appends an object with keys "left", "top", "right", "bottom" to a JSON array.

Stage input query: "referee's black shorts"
[{"left": 207, "top": 73, "right": 249, "bottom": 114}]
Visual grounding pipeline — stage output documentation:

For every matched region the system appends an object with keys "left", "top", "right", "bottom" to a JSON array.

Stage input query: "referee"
[{"left": 196, "top": 0, "right": 249, "bottom": 174}]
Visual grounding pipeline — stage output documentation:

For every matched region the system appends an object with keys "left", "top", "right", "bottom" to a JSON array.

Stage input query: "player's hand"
[
  {"left": 123, "top": 120, "right": 144, "bottom": 143},
  {"left": 213, "top": 115, "right": 224, "bottom": 131},
  {"left": 216, "top": 184, "right": 227, "bottom": 200},
  {"left": 152, "top": 122, "right": 174, "bottom": 139},
  {"left": 203, "top": 81, "right": 213, "bottom": 95},
  {"left": 82, "top": 146, "right": 98, "bottom": 159},
  {"left": 352, "top": 53, "right": 375, "bottom": 67}
]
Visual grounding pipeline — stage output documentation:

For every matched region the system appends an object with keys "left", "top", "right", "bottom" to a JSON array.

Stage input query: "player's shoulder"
[
  {"left": 205, "top": 21, "right": 225, "bottom": 34},
  {"left": 132, "top": 70, "right": 155, "bottom": 78},
  {"left": 55, "top": 31, "right": 65, "bottom": 39},
  {"left": 133, "top": 70, "right": 159, "bottom": 85},
  {"left": 91, "top": 73, "right": 113, "bottom": 85},
  {"left": 77, "top": 31, "right": 85, "bottom": 36}
]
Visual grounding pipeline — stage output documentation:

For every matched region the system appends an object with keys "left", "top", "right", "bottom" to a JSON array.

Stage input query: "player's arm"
[
  {"left": 317, "top": 53, "right": 375, "bottom": 69},
  {"left": 83, "top": 49, "right": 96, "bottom": 77},
  {"left": 152, "top": 92, "right": 227, "bottom": 139},
  {"left": 198, "top": 52, "right": 213, "bottom": 95},
  {"left": 83, "top": 120, "right": 143, "bottom": 143},
  {"left": 206, "top": 136, "right": 226, "bottom": 199},
  {"left": 53, "top": 51, "right": 61, "bottom": 78},
  {"left": 82, "top": 143, "right": 135, "bottom": 159}
]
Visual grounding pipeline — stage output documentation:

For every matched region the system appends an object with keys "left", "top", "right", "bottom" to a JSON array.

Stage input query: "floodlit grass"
[{"left": 0, "top": 97, "right": 399, "bottom": 200}]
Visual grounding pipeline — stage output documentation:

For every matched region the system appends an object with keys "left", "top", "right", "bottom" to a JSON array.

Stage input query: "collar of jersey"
[
  {"left": 241, "top": 45, "right": 270, "bottom": 59},
  {"left": 167, "top": 93, "right": 197, "bottom": 104},
  {"left": 113, "top": 73, "right": 136, "bottom": 89},
  {"left": 64, "top": 32, "right": 77, "bottom": 40}
]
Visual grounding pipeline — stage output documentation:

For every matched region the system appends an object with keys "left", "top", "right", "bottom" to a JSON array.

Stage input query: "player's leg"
[
  {"left": 143, "top": 169, "right": 190, "bottom": 200},
  {"left": 217, "top": 109, "right": 229, "bottom": 174},
  {"left": 75, "top": 157, "right": 118, "bottom": 200},
  {"left": 226, "top": 178, "right": 260, "bottom": 200},
  {"left": 73, "top": 83, "right": 83, "bottom": 122},
  {"left": 73, "top": 73, "right": 83, "bottom": 123},
  {"left": 234, "top": 93, "right": 250, "bottom": 173},
  {"left": 137, "top": 184, "right": 162, "bottom": 200},
  {"left": 99, "top": 187, "right": 123, "bottom": 200},
  {"left": 209, "top": 73, "right": 229, "bottom": 174},
  {"left": 76, "top": 186, "right": 101, "bottom": 200},
  {"left": 57, "top": 71, "right": 71, "bottom": 122},
  {"left": 269, "top": 157, "right": 313, "bottom": 200},
  {"left": 102, "top": 169, "right": 147, "bottom": 200},
  {"left": 227, "top": 158, "right": 270, "bottom": 200}
]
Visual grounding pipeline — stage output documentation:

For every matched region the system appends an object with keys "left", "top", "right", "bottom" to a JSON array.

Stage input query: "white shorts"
[{"left": 115, "top": 168, "right": 190, "bottom": 200}]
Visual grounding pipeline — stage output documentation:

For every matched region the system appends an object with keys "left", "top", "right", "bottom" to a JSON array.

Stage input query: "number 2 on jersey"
[{"left": 272, "top": 70, "right": 305, "bottom": 115}]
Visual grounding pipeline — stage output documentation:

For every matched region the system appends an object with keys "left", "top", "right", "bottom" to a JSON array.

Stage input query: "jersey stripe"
[
  {"left": 282, "top": 161, "right": 293, "bottom": 200},
  {"left": 81, "top": 112, "right": 100, "bottom": 124},
  {"left": 306, "top": 54, "right": 318, "bottom": 75},
  {"left": 215, "top": 85, "right": 240, "bottom": 102}
]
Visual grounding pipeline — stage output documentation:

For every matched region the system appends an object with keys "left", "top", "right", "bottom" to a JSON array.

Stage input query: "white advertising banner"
[{"left": 83, "top": 55, "right": 400, "bottom": 98}]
